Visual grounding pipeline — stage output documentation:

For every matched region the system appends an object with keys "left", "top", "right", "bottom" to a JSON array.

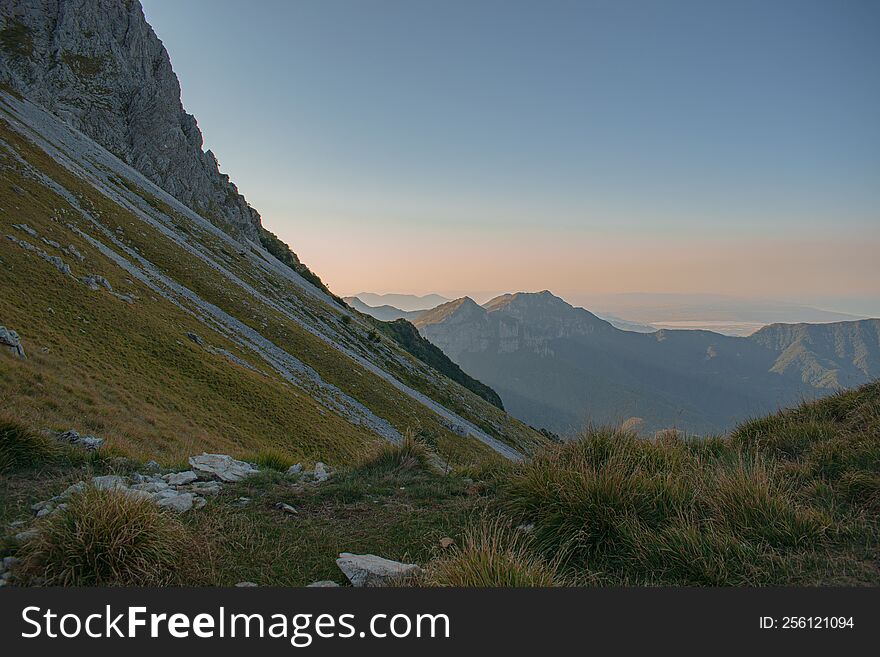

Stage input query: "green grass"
[
  {"left": 494, "top": 394, "right": 879, "bottom": 585},
  {"left": 2, "top": 383, "right": 878, "bottom": 587}
]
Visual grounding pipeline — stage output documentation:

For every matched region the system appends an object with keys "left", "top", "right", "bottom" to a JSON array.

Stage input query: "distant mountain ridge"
[
  {"left": 343, "top": 297, "right": 423, "bottom": 322},
  {"left": 354, "top": 293, "right": 450, "bottom": 312},
  {"left": 417, "top": 291, "right": 880, "bottom": 435}
]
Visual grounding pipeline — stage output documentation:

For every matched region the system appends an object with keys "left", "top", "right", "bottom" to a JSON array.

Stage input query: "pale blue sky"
[{"left": 141, "top": 0, "right": 879, "bottom": 305}]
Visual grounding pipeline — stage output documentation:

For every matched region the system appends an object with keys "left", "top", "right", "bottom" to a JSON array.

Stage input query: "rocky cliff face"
[{"left": 0, "top": 0, "right": 261, "bottom": 241}]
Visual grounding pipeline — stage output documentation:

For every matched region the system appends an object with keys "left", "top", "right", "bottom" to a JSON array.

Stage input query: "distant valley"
[{"left": 349, "top": 292, "right": 880, "bottom": 436}]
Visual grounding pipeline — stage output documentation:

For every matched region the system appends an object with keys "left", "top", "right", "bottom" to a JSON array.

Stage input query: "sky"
[{"left": 141, "top": 0, "right": 880, "bottom": 313}]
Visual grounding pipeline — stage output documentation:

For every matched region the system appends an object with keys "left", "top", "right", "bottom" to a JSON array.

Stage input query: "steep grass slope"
[{"left": 0, "top": 90, "right": 543, "bottom": 465}]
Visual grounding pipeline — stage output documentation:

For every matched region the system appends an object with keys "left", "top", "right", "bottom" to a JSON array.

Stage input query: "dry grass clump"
[
  {"left": 499, "top": 425, "right": 858, "bottom": 585},
  {"left": 422, "top": 518, "right": 563, "bottom": 587},
  {"left": 355, "top": 433, "right": 433, "bottom": 476},
  {"left": 18, "top": 486, "right": 188, "bottom": 586},
  {"left": 0, "top": 419, "right": 65, "bottom": 472}
]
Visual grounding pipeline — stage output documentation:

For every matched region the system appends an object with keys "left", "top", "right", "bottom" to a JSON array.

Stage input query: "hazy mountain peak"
[{"left": 414, "top": 297, "right": 486, "bottom": 328}]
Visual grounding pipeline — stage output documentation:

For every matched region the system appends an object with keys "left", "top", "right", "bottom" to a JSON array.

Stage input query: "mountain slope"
[
  {"left": 417, "top": 292, "right": 880, "bottom": 435},
  {"left": 0, "top": 4, "right": 544, "bottom": 464}
]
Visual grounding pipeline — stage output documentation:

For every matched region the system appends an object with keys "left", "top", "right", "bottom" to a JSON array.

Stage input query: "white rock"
[
  {"left": 286, "top": 463, "right": 303, "bottom": 476},
  {"left": 0, "top": 326, "right": 26, "bottom": 359},
  {"left": 92, "top": 475, "right": 127, "bottom": 490},
  {"left": 156, "top": 492, "right": 194, "bottom": 513},
  {"left": 273, "top": 502, "right": 297, "bottom": 515},
  {"left": 314, "top": 462, "right": 330, "bottom": 482},
  {"left": 164, "top": 470, "right": 197, "bottom": 486},
  {"left": 188, "top": 453, "right": 258, "bottom": 482},
  {"left": 188, "top": 481, "right": 222, "bottom": 496},
  {"left": 130, "top": 481, "right": 170, "bottom": 493},
  {"left": 60, "top": 481, "right": 87, "bottom": 498},
  {"left": 307, "top": 580, "right": 340, "bottom": 587},
  {"left": 235, "top": 582, "right": 258, "bottom": 587},
  {"left": 336, "top": 553, "right": 423, "bottom": 587}
]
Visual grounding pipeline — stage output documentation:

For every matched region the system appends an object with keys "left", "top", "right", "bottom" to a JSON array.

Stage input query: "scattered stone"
[
  {"left": 439, "top": 537, "right": 455, "bottom": 549},
  {"left": 189, "top": 453, "right": 259, "bottom": 482},
  {"left": 336, "top": 553, "right": 423, "bottom": 587},
  {"left": 313, "top": 462, "right": 330, "bottom": 482},
  {"left": 46, "top": 254, "right": 71, "bottom": 275},
  {"left": 164, "top": 470, "right": 197, "bottom": 486},
  {"left": 307, "top": 581, "right": 340, "bottom": 588},
  {"left": 286, "top": 463, "right": 303, "bottom": 476},
  {"left": 55, "top": 429, "right": 104, "bottom": 450},
  {"left": 60, "top": 481, "right": 86, "bottom": 498},
  {"left": 145, "top": 460, "right": 161, "bottom": 471},
  {"left": 42, "top": 238, "right": 61, "bottom": 249},
  {"left": 186, "top": 332, "right": 204, "bottom": 346},
  {"left": 516, "top": 523, "right": 536, "bottom": 534},
  {"left": 12, "top": 223, "right": 37, "bottom": 237},
  {"left": 273, "top": 502, "right": 297, "bottom": 515},
  {"left": 235, "top": 582, "right": 258, "bottom": 587},
  {"left": 234, "top": 497, "right": 251, "bottom": 507},
  {"left": 65, "top": 244, "right": 85, "bottom": 261},
  {"left": 156, "top": 491, "right": 194, "bottom": 513},
  {"left": 188, "top": 481, "right": 222, "bottom": 496},
  {"left": 440, "top": 417, "right": 470, "bottom": 438},
  {"left": 92, "top": 475, "right": 127, "bottom": 490},
  {"left": 130, "top": 481, "right": 170, "bottom": 494},
  {"left": 7, "top": 235, "right": 72, "bottom": 274},
  {"left": 0, "top": 326, "right": 26, "bottom": 359},
  {"left": 81, "top": 275, "right": 113, "bottom": 291},
  {"left": 113, "top": 293, "right": 136, "bottom": 304}
]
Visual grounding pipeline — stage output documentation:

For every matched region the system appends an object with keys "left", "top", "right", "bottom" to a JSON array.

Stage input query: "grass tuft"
[
  {"left": 422, "top": 518, "right": 562, "bottom": 587},
  {"left": 18, "top": 486, "right": 188, "bottom": 586},
  {"left": 244, "top": 449, "right": 295, "bottom": 472},
  {"left": 0, "top": 419, "right": 64, "bottom": 472},
  {"left": 354, "top": 433, "right": 433, "bottom": 477}
]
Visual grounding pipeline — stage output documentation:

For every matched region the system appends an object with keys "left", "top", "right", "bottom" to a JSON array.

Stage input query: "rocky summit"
[{"left": 0, "top": 0, "right": 260, "bottom": 241}]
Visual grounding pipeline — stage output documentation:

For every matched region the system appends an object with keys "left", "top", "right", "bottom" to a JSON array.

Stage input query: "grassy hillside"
[
  {"left": 0, "top": 92, "right": 545, "bottom": 466},
  {"left": 2, "top": 381, "right": 876, "bottom": 586}
]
